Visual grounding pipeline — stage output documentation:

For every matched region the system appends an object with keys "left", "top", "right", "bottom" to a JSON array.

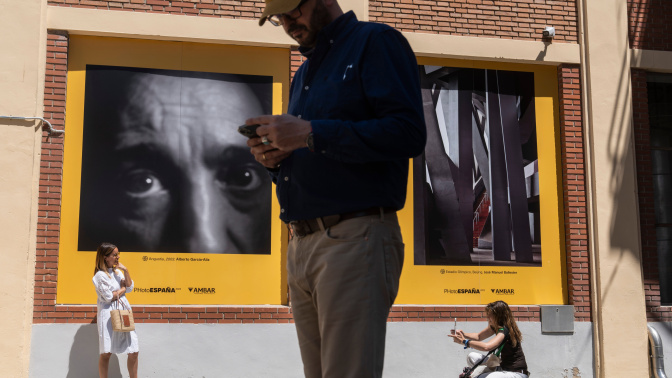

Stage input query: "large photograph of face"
[
  {"left": 414, "top": 66, "right": 541, "bottom": 267},
  {"left": 77, "top": 65, "right": 273, "bottom": 254}
]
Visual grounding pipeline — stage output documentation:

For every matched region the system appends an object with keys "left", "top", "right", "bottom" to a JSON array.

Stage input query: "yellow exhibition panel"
[
  {"left": 396, "top": 57, "right": 567, "bottom": 305},
  {"left": 57, "top": 36, "right": 290, "bottom": 305}
]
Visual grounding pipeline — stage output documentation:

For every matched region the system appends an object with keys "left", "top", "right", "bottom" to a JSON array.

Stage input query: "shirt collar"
[{"left": 298, "top": 11, "right": 358, "bottom": 58}]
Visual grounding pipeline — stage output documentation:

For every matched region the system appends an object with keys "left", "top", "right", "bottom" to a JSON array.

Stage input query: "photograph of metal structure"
[
  {"left": 77, "top": 65, "right": 273, "bottom": 254},
  {"left": 414, "top": 66, "right": 541, "bottom": 266}
]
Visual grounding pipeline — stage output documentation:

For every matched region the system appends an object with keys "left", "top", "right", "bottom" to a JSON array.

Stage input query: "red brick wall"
[
  {"left": 34, "top": 32, "right": 69, "bottom": 323},
  {"left": 47, "top": 0, "right": 264, "bottom": 19},
  {"left": 629, "top": 0, "right": 672, "bottom": 51},
  {"left": 558, "top": 65, "right": 590, "bottom": 321},
  {"left": 35, "top": 31, "right": 589, "bottom": 324},
  {"left": 370, "top": 0, "right": 578, "bottom": 43},
  {"left": 631, "top": 69, "right": 672, "bottom": 321},
  {"left": 389, "top": 306, "right": 541, "bottom": 322}
]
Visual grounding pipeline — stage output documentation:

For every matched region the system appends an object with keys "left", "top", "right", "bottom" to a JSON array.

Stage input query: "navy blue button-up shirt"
[{"left": 271, "top": 11, "right": 426, "bottom": 222}]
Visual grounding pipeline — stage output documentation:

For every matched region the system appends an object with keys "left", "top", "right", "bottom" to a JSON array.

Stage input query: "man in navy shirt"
[{"left": 248, "top": 0, "right": 425, "bottom": 376}]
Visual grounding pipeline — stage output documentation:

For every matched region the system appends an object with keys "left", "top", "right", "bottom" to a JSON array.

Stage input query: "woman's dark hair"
[
  {"left": 485, "top": 300, "right": 523, "bottom": 346},
  {"left": 94, "top": 242, "right": 118, "bottom": 277}
]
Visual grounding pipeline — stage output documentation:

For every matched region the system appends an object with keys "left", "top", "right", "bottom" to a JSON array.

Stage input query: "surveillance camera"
[{"left": 542, "top": 26, "right": 555, "bottom": 38}]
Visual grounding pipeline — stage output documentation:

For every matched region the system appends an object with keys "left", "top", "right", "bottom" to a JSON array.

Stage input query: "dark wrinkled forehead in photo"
[{"left": 82, "top": 65, "right": 272, "bottom": 130}]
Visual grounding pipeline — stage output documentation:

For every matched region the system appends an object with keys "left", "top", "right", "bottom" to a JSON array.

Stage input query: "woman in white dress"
[{"left": 92, "top": 242, "right": 139, "bottom": 378}]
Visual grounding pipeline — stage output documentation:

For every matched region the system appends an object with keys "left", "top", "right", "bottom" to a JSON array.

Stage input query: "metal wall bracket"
[{"left": 0, "top": 115, "right": 64, "bottom": 136}]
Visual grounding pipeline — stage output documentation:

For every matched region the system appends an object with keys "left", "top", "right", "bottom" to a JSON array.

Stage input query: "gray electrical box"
[{"left": 541, "top": 305, "right": 574, "bottom": 334}]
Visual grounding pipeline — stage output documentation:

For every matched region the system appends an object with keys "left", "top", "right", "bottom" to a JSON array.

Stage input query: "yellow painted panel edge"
[{"left": 396, "top": 58, "right": 566, "bottom": 305}]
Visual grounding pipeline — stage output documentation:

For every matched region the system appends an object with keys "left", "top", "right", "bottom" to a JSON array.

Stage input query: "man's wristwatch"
[{"left": 305, "top": 132, "right": 314, "bottom": 151}]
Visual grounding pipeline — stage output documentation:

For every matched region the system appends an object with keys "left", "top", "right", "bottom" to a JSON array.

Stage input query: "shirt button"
[
  {"left": 330, "top": 39, "right": 334, "bottom": 44},
  {"left": 284, "top": 176, "right": 289, "bottom": 181},
  {"left": 304, "top": 86, "right": 309, "bottom": 90},
  {"left": 281, "top": 208, "right": 285, "bottom": 213},
  {"left": 298, "top": 115, "right": 302, "bottom": 119},
  {"left": 321, "top": 150, "right": 326, "bottom": 154}
]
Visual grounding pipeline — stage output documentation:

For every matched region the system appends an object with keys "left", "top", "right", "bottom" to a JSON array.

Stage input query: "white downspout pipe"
[{"left": 649, "top": 325, "right": 668, "bottom": 378}]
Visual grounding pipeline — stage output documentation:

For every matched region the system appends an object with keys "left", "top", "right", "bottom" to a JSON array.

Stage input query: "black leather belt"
[{"left": 288, "top": 207, "right": 395, "bottom": 238}]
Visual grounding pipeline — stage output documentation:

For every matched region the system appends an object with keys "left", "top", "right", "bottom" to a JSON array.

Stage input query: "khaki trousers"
[{"left": 287, "top": 212, "right": 404, "bottom": 378}]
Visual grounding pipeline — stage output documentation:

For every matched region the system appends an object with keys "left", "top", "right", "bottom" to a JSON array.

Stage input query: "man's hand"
[
  {"left": 247, "top": 137, "right": 292, "bottom": 169},
  {"left": 246, "top": 114, "right": 312, "bottom": 152},
  {"left": 245, "top": 114, "right": 311, "bottom": 169}
]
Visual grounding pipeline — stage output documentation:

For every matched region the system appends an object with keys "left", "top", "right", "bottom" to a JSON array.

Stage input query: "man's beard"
[{"left": 288, "top": 0, "right": 332, "bottom": 48}]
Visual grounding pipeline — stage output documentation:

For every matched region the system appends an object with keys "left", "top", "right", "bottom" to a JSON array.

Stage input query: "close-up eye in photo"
[
  {"left": 120, "top": 169, "right": 165, "bottom": 197},
  {"left": 217, "top": 163, "right": 267, "bottom": 193}
]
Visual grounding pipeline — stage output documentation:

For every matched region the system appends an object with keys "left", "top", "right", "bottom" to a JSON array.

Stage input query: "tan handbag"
[
  {"left": 110, "top": 299, "right": 135, "bottom": 332},
  {"left": 485, "top": 353, "right": 501, "bottom": 369},
  {"left": 470, "top": 354, "right": 500, "bottom": 377}
]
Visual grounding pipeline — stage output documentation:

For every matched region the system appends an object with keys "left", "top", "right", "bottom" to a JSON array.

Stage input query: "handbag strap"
[
  {"left": 119, "top": 299, "right": 129, "bottom": 311},
  {"left": 463, "top": 349, "right": 494, "bottom": 377},
  {"left": 112, "top": 297, "right": 130, "bottom": 311}
]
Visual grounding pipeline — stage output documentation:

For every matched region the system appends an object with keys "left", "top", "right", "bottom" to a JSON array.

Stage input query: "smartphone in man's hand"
[{"left": 238, "top": 124, "right": 261, "bottom": 138}]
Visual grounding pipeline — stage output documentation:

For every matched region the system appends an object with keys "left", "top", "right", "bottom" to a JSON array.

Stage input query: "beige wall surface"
[
  {"left": 0, "top": 0, "right": 46, "bottom": 376},
  {"left": 46, "top": 6, "right": 581, "bottom": 66},
  {"left": 631, "top": 48, "right": 672, "bottom": 73},
  {"left": 340, "top": 0, "right": 367, "bottom": 21},
  {"left": 43, "top": 0, "right": 364, "bottom": 49},
  {"left": 405, "top": 32, "right": 580, "bottom": 65},
  {"left": 580, "top": 0, "right": 648, "bottom": 376},
  {"left": 46, "top": 6, "right": 295, "bottom": 48}
]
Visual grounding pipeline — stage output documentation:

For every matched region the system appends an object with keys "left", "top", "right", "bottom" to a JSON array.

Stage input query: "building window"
[{"left": 649, "top": 73, "right": 672, "bottom": 305}]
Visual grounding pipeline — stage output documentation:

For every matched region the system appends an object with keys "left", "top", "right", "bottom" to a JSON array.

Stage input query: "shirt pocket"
[{"left": 317, "top": 63, "right": 365, "bottom": 118}]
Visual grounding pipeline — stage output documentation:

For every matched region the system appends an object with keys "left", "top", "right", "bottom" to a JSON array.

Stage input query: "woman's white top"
[{"left": 92, "top": 268, "right": 139, "bottom": 354}]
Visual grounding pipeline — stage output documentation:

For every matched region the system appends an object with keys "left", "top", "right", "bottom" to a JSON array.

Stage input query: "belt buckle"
[{"left": 289, "top": 216, "right": 339, "bottom": 238}]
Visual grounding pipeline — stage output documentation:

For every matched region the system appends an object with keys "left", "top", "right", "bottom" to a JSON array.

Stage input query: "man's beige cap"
[{"left": 259, "top": 0, "right": 302, "bottom": 26}]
